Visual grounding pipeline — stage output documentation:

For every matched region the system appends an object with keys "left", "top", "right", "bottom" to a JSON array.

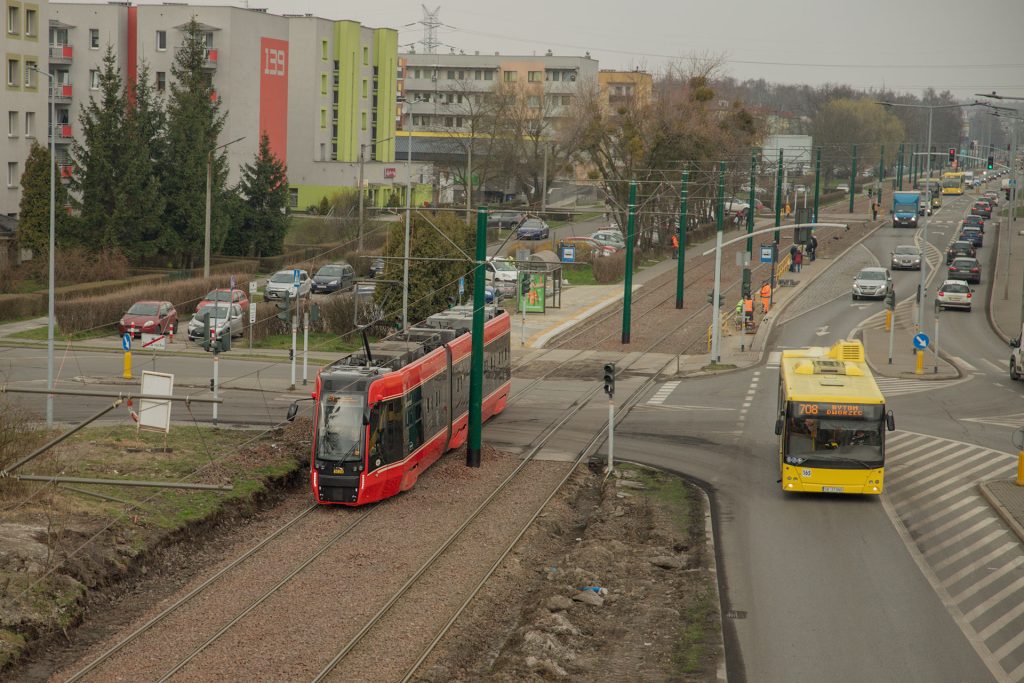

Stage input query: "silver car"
[
  {"left": 890, "top": 245, "right": 922, "bottom": 271},
  {"left": 265, "top": 269, "right": 311, "bottom": 300},
  {"left": 188, "top": 303, "right": 244, "bottom": 340},
  {"left": 852, "top": 267, "right": 892, "bottom": 300}
]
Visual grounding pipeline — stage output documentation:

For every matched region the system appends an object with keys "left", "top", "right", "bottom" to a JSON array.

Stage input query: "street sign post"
[
  {"left": 121, "top": 333, "right": 131, "bottom": 351},
  {"left": 913, "top": 333, "right": 929, "bottom": 350},
  {"left": 760, "top": 244, "right": 773, "bottom": 263},
  {"left": 458, "top": 276, "right": 465, "bottom": 305},
  {"left": 121, "top": 333, "right": 132, "bottom": 379}
]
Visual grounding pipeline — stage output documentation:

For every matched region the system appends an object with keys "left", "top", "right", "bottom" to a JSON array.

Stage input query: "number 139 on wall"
[{"left": 264, "top": 48, "right": 286, "bottom": 76}]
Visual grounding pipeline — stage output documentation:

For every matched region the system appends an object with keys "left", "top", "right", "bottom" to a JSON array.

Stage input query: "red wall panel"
[{"left": 259, "top": 37, "right": 289, "bottom": 164}]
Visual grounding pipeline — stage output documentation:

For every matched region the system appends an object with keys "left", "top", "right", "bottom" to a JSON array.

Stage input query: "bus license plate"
[{"left": 822, "top": 486, "right": 844, "bottom": 493}]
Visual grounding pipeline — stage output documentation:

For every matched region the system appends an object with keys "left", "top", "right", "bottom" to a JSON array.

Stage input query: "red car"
[
  {"left": 196, "top": 288, "right": 249, "bottom": 314},
  {"left": 118, "top": 300, "right": 177, "bottom": 337}
]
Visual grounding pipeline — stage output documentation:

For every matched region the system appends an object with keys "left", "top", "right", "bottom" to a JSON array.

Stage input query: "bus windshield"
[
  {"left": 318, "top": 393, "right": 365, "bottom": 464},
  {"left": 785, "top": 416, "right": 883, "bottom": 466},
  {"left": 942, "top": 178, "right": 962, "bottom": 188}
]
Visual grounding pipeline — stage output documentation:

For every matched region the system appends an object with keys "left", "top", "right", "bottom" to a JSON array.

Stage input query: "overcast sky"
[{"left": 64, "top": 0, "right": 1024, "bottom": 99}]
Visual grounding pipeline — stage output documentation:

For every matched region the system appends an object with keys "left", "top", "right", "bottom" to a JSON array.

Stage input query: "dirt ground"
[{"left": 417, "top": 463, "right": 722, "bottom": 682}]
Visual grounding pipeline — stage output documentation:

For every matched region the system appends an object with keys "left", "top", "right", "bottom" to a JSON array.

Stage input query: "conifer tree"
[
  {"left": 19, "top": 141, "right": 74, "bottom": 256},
  {"left": 227, "top": 133, "right": 289, "bottom": 256}
]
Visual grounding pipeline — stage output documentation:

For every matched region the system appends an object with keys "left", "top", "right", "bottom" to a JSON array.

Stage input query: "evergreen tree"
[
  {"left": 70, "top": 46, "right": 126, "bottom": 249},
  {"left": 161, "top": 18, "right": 228, "bottom": 268},
  {"left": 18, "top": 141, "right": 75, "bottom": 257},
  {"left": 375, "top": 212, "right": 475, "bottom": 325},
  {"left": 110, "top": 61, "right": 166, "bottom": 261},
  {"left": 226, "top": 132, "right": 289, "bottom": 257}
]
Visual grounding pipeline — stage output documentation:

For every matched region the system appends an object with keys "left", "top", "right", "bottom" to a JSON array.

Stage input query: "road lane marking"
[
  {"left": 982, "top": 358, "right": 1005, "bottom": 373},
  {"left": 941, "top": 543, "right": 1018, "bottom": 592},
  {"left": 930, "top": 529, "right": 1008, "bottom": 572},
  {"left": 956, "top": 563, "right": 1024, "bottom": 614},
  {"left": 913, "top": 501, "right": 988, "bottom": 544},
  {"left": 922, "top": 519, "right": 999, "bottom": 558},
  {"left": 977, "top": 594, "right": 1024, "bottom": 640},
  {"left": 951, "top": 356, "right": 978, "bottom": 372}
]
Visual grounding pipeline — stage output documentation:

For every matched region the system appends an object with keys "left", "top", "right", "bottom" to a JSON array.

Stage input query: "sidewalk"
[{"left": 977, "top": 188, "right": 1024, "bottom": 542}]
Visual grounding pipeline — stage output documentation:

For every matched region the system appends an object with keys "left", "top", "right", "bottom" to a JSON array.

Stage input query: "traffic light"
[
  {"left": 603, "top": 362, "right": 615, "bottom": 397},
  {"left": 706, "top": 291, "right": 723, "bottom": 307},
  {"left": 884, "top": 290, "right": 895, "bottom": 311},
  {"left": 948, "top": 148, "right": 956, "bottom": 163},
  {"left": 741, "top": 268, "right": 752, "bottom": 299},
  {"left": 987, "top": 156, "right": 994, "bottom": 170},
  {"left": 276, "top": 290, "right": 292, "bottom": 322},
  {"left": 200, "top": 316, "right": 214, "bottom": 352}
]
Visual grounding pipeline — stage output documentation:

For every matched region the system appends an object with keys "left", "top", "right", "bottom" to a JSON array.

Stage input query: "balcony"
[
  {"left": 59, "top": 164, "right": 73, "bottom": 179},
  {"left": 50, "top": 83, "right": 72, "bottom": 102},
  {"left": 173, "top": 47, "right": 218, "bottom": 69},
  {"left": 48, "top": 44, "right": 73, "bottom": 63},
  {"left": 51, "top": 123, "right": 72, "bottom": 142}
]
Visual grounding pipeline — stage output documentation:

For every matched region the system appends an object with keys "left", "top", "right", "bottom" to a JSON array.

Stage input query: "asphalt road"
[{"left": 610, "top": 185, "right": 1020, "bottom": 682}]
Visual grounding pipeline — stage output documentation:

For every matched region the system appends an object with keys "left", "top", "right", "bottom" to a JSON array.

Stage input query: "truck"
[{"left": 891, "top": 191, "right": 921, "bottom": 228}]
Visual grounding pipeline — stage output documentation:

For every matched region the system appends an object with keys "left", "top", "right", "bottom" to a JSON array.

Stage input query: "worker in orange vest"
[
  {"left": 671, "top": 233, "right": 679, "bottom": 259},
  {"left": 743, "top": 296, "right": 754, "bottom": 327},
  {"left": 760, "top": 281, "right": 771, "bottom": 314}
]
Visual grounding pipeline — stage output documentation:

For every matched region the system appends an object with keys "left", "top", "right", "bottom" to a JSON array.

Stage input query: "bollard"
[
  {"left": 1018, "top": 451, "right": 1024, "bottom": 486},
  {"left": 915, "top": 349, "right": 924, "bottom": 375},
  {"left": 122, "top": 350, "right": 133, "bottom": 379},
  {"left": 885, "top": 310, "right": 892, "bottom": 332}
]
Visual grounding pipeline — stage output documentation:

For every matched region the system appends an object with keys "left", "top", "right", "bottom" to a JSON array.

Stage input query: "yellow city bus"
[
  {"left": 774, "top": 340, "right": 895, "bottom": 495},
  {"left": 942, "top": 171, "right": 965, "bottom": 196}
]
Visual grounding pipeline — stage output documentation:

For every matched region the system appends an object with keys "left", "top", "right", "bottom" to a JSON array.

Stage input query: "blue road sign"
[
  {"left": 561, "top": 245, "right": 576, "bottom": 263},
  {"left": 293, "top": 268, "right": 301, "bottom": 286},
  {"left": 913, "top": 333, "right": 929, "bottom": 350},
  {"left": 760, "top": 245, "right": 773, "bottom": 263},
  {"left": 121, "top": 333, "right": 132, "bottom": 351},
  {"left": 458, "top": 276, "right": 465, "bottom": 296}
]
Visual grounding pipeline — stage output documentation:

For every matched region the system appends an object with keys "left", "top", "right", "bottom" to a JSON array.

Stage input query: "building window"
[
  {"left": 50, "top": 26, "right": 67, "bottom": 45},
  {"left": 528, "top": 70, "right": 542, "bottom": 83},
  {"left": 8, "top": 110, "right": 17, "bottom": 136},
  {"left": 89, "top": 28, "right": 99, "bottom": 49},
  {"left": 23, "top": 61, "right": 35, "bottom": 87},
  {"left": 361, "top": 111, "right": 366, "bottom": 130},
  {"left": 156, "top": 30, "right": 166, "bottom": 51},
  {"left": 446, "top": 69, "right": 454, "bottom": 80},
  {"left": 503, "top": 70, "right": 516, "bottom": 82},
  {"left": 321, "top": 40, "right": 327, "bottom": 60},
  {"left": 7, "top": 58, "right": 19, "bottom": 87},
  {"left": 202, "top": 31, "right": 213, "bottom": 48},
  {"left": 319, "top": 143, "right": 325, "bottom": 161},
  {"left": 362, "top": 46, "right": 368, "bottom": 65},
  {"left": 362, "top": 79, "right": 367, "bottom": 98},
  {"left": 155, "top": 71, "right": 166, "bottom": 92},
  {"left": 288, "top": 187, "right": 298, "bottom": 208},
  {"left": 444, "top": 116, "right": 454, "bottom": 128},
  {"left": 473, "top": 70, "right": 481, "bottom": 81},
  {"left": 527, "top": 95, "right": 540, "bottom": 108},
  {"left": 7, "top": 162, "right": 17, "bottom": 187},
  {"left": 24, "top": 111, "right": 33, "bottom": 136},
  {"left": 484, "top": 70, "right": 493, "bottom": 81},
  {"left": 320, "top": 73, "right": 327, "bottom": 95},
  {"left": 332, "top": 108, "right": 337, "bottom": 121},
  {"left": 320, "top": 108, "right": 326, "bottom": 128},
  {"left": 24, "top": 8, "right": 35, "bottom": 36},
  {"left": 444, "top": 92, "right": 453, "bottom": 104},
  {"left": 89, "top": 69, "right": 100, "bottom": 90},
  {"left": 7, "top": 5, "right": 18, "bottom": 34},
  {"left": 561, "top": 95, "right": 572, "bottom": 106},
  {"left": 455, "top": 116, "right": 463, "bottom": 127},
  {"left": 412, "top": 68, "right": 419, "bottom": 79},
  {"left": 548, "top": 70, "right": 559, "bottom": 82}
]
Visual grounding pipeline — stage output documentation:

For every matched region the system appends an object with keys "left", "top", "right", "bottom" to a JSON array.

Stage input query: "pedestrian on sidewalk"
[
  {"left": 794, "top": 249, "right": 803, "bottom": 272},
  {"left": 789, "top": 244, "right": 798, "bottom": 271},
  {"left": 808, "top": 234, "right": 818, "bottom": 261},
  {"left": 760, "top": 281, "right": 771, "bottom": 314},
  {"left": 871, "top": 201, "right": 878, "bottom": 221}
]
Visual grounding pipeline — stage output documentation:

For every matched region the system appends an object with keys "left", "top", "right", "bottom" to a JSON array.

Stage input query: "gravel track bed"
[
  {"left": 551, "top": 222, "right": 863, "bottom": 356},
  {"left": 51, "top": 449, "right": 528, "bottom": 683},
  {"left": 323, "top": 459, "right": 573, "bottom": 682},
  {"left": 156, "top": 449, "right": 558, "bottom": 682}
]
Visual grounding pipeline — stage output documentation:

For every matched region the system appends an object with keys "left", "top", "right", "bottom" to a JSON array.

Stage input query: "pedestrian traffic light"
[
  {"left": 948, "top": 148, "right": 956, "bottom": 163},
  {"left": 884, "top": 290, "right": 895, "bottom": 310},
  {"left": 276, "top": 290, "right": 292, "bottom": 322},
  {"left": 987, "top": 156, "right": 994, "bottom": 170},
  {"left": 603, "top": 362, "right": 615, "bottom": 397}
]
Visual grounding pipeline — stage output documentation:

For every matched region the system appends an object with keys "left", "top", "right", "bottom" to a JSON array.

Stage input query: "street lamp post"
[
  {"left": 204, "top": 136, "right": 245, "bottom": 278},
  {"left": 403, "top": 131, "right": 413, "bottom": 331},
  {"left": 30, "top": 65, "right": 56, "bottom": 427}
]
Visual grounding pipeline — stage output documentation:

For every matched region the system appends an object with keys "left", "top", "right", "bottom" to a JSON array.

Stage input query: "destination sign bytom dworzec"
[{"left": 794, "top": 402, "right": 870, "bottom": 418}]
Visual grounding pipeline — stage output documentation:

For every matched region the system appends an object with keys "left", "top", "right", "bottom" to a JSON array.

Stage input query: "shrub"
[
  {"left": 591, "top": 250, "right": 626, "bottom": 284},
  {"left": 317, "top": 294, "right": 358, "bottom": 339}
]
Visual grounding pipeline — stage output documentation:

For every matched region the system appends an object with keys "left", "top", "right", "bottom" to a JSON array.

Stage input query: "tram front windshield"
[{"left": 318, "top": 393, "right": 365, "bottom": 464}]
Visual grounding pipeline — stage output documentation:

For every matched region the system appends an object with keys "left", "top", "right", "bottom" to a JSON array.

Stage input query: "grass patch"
[
  {"left": 702, "top": 362, "right": 737, "bottom": 371},
  {"left": 8, "top": 325, "right": 111, "bottom": 341},
  {"left": 251, "top": 331, "right": 362, "bottom": 353},
  {"left": 562, "top": 264, "right": 598, "bottom": 286},
  {"left": 674, "top": 588, "right": 717, "bottom": 674}
]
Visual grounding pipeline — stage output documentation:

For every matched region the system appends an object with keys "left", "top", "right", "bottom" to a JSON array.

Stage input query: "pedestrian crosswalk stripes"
[
  {"left": 646, "top": 380, "right": 680, "bottom": 405},
  {"left": 873, "top": 375, "right": 967, "bottom": 396},
  {"left": 885, "top": 430, "right": 1024, "bottom": 681},
  {"left": 963, "top": 412, "right": 1024, "bottom": 429}
]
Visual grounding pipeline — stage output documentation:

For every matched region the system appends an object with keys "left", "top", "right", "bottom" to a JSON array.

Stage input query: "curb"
[
  {"left": 854, "top": 327, "right": 963, "bottom": 381},
  {"left": 979, "top": 480, "right": 1024, "bottom": 545},
  {"left": 987, "top": 221, "right": 1013, "bottom": 345}
]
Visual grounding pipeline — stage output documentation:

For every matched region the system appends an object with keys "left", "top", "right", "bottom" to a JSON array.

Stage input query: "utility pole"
[
  {"left": 747, "top": 149, "right": 756, "bottom": 254},
  {"left": 774, "top": 149, "right": 783, "bottom": 241},
  {"left": 849, "top": 145, "right": 858, "bottom": 213},
  {"left": 465, "top": 140, "right": 473, "bottom": 225},
  {"left": 358, "top": 144, "right": 366, "bottom": 251},
  {"left": 878, "top": 144, "right": 885, "bottom": 193},
  {"left": 403, "top": 130, "right": 413, "bottom": 331},
  {"left": 897, "top": 142, "right": 904, "bottom": 190},
  {"left": 710, "top": 161, "right": 726, "bottom": 363},
  {"left": 676, "top": 170, "right": 688, "bottom": 309},
  {"left": 467, "top": 207, "right": 487, "bottom": 468},
  {"left": 541, "top": 142, "right": 548, "bottom": 215},
  {"left": 203, "top": 136, "right": 244, "bottom": 278},
  {"left": 812, "top": 147, "right": 821, "bottom": 223},
  {"left": 621, "top": 181, "right": 637, "bottom": 343},
  {"left": 34, "top": 66, "right": 56, "bottom": 427}
]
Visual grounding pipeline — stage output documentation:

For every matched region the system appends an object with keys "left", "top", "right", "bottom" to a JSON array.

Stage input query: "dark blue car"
[
  {"left": 516, "top": 218, "right": 550, "bottom": 240},
  {"left": 959, "top": 227, "right": 983, "bottom": 248}
]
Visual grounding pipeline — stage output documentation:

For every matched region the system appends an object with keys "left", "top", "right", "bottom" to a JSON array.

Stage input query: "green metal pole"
[
  {"left": 849, "top": 145, "right": 857, "bottom": 213},
  {"left": 897, "top": 143, "right": 904, "bottom": 190},
  {"left": 466, "top": 206, "right": 487, "bottom": 468},
  {"left": 774, "top": 149, "right": 783, "bottom": 241},
  {"left": 878, "top": 144, "right": 884, "bottom": 184},
  {"left": 621, "top": 181, "right": 637, "bottom": 343},
  {"left": 675, "top": 171, "right": 688, "bottom": 310},
  {"left": 812, "top": 147, "right": 821, "bottom": 223},
  {"left": 747, "top": 150, "right": 756, "bottom": 254}
]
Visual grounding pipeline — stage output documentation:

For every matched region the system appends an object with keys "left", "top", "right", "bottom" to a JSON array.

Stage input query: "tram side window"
[
  {"left": 368, "top": 398, "right": 403, "bottom": 471},
  {"left": 406, "top": 386, "right": 425, "bottom": 454}
]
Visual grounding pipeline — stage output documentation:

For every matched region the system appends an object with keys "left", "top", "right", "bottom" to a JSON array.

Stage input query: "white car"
[
  {"left": 188, "top": 303, "right": 244, "bottom": 340},
  {"left": 265, "top": 269, "right": 311, "bottom": 300},
  {"left": 851, "top": 267, "right": 892, "bottom": 300},
  {"left": 836, "top": 184, "right": 850, "bottom": 194},
  {"left": 936, "top": 280, "right": 972, "bottom": 311},
  {"left": 590, "top": 229, "right": 626, "bottom": 249}
]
